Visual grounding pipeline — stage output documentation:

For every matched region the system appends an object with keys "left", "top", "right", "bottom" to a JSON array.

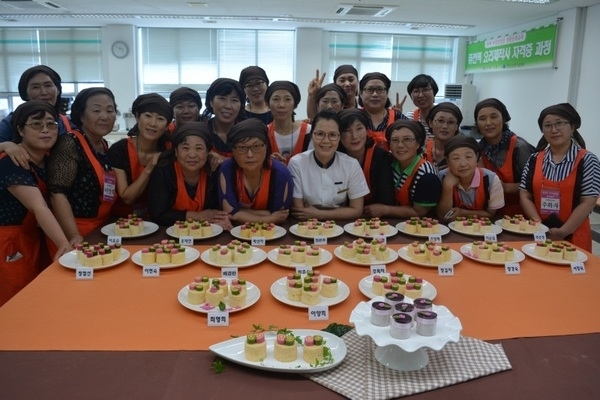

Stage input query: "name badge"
[
  {"left": 428, "top": 234, "right": 442, "bottom": 244},
  {"left": 438, "top": 263, "right": 454, "bottom": 276},
  {"left": 504, "top": 263, "right": 521, "bottom": 275},
  {"left": 314, "top": 236, "right": 327, "bottom": 245},
  {"left": 207, "top": 311, "right": 230, "bottom": 326},
  {"left": 540, "top": 187, "right": 560, "bottom": 214},
  {"left": 76, "top": 267, "right": 94, "bottom": 280},
  {"left": 221, "top": 267, "right": 238, "bottom": 279},
  {"left": 179, "top": 236, "right": 194, "bottom": 246},
  {"left": 295, "top": 266, "right": 311, "bottom": 275},
  {"left": 143, "top": 265, "right": 160, "bottom": 277},
  {"left": 251, "top": 237, "right": 266, "bottom": 246},
  {"left": 107, "top": 236, "right": 122, "bottom": 245},
  {"left": 103, "top": 173, "right": 117, "bottom": 203}
]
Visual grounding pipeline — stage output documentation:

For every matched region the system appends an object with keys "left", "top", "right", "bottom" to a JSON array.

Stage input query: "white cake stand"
[{"left": 349, "top": 297, "right": 462, "bottom": 371}]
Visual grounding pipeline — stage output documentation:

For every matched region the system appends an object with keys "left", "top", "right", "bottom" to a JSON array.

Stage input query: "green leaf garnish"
[{"left": 211, "top": 357, "right": 226, "bottom": 374}]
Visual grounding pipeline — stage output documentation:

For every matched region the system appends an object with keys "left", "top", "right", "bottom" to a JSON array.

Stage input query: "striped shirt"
[
  {"left": 392, "top": 157, "right": 441, "bottom": 206},
  {"left": 520, "top": 144, "right": 600, "bottom": 197}
]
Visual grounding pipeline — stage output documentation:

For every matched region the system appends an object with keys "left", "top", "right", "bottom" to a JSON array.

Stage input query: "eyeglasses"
[
  {"left": 363, "top": 87, "right": 387, "bottom": 95},
  {"left": 313, "top": 131, "right": 341, "bottom": 141},
  {"left": 542, "top": 120, "right": 570, "bottom": 132},
  {"left": 411, "top": 87, "right": 433, "bottom": 96},
  {"left": 233, "top": 143, "right": 266, "bottom": 154},
  {"left": 433, "top": 119, "right": 458, "bottom": 127},
  {"left": 389, "top": 137, "right": 417, "bottom": 146},
  {"left": 244, "top": 81, "right": 265, "bottom": 90},
  {"left": 25, "top": 121, "right": 59, "bottom": 131}
]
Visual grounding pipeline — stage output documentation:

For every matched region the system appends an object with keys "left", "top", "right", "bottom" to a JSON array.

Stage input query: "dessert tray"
[
  {"left": 493, "top": 220, "right": 549, "bottom": 235},
  {"left": 100, "top": 221, "right": 159, "bottom": 238},
  {"left": 209, "top": 329, "right": 347, "bottom": 373},
  {"left": 521, "top": 243, "right": 588, "bottom": 265},
  {"left": 343, "top": 223, "right": 399, "bottom": 239},
  {"left": 460, "top": 244, "right": 526, "bottom": 266},
  {"left": 200, "top": 247, "right": 267, "bottom": 268},
  {"left": 230, "top": 225, "right": 286, "bottom": 241},
  {"left": 270, "top": 277, "right": 350, "bottom": 308},
  {"left": 358, "top": 275, "right": 437, "bottom": 300},
  {"left": 59, "top": 249, "right": 130, "bottom": 270},
  {"left": 166, "top": 224, "right": 224, "bottom": 240},
  {"left": 177, "top": 280, "right": 260, "bottom": 314},
  {"left": 395, "top": 221, "right": 450, "bottom": 238},
  {"left": 350, "top": 297, "right": 462, "bottom": 371},
  {"left": 333, "top": 246, "right": 399, "bottom": 266},
  {"left": 397, "top": 246, "right": 463, "bottom": 268},
  {"left": 267, "top": 248, "right": 333, "bottom": 268},
  {"left": 288, "top": 223, "right": 344, "bottom": 239},
  {"left": 131, "top": 247, "right": 200, "bottom": 269},
  {"left": 448, "top": 221, "right": 502, "bottom": 237}
]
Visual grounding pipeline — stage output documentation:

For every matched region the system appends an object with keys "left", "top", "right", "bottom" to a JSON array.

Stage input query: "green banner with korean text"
[{"left": 465, "top": 24, "right": 557, "bottom": 73}]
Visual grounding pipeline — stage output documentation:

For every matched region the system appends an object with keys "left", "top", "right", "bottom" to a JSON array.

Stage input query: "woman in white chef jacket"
[{"left": 288, "top": 110, "right": 369, "bottom": 220}]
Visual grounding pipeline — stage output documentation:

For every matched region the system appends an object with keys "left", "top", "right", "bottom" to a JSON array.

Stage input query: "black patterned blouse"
[
  {"left": 0, "top": 156, "right": 47, "bottom": 225},
  {"left": 47, "top": 133, "right": 112, "bottom": 218}
]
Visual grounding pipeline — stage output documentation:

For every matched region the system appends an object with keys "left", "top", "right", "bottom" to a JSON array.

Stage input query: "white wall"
[{"left": 471, "top": 6, "right": 600, "bottom": 156}]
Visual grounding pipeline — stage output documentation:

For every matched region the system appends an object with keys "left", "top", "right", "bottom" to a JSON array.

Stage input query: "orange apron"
[
  {"left": 173, "top": 163, "right": 207, "bottom": 211},
  {"left": 0, "top": 161, "right": 46, "bottom": 306},
  {"left": 452, "top": 167, "right": 487, "bottom": 210},
  {"left": 362, "top": 146, "right": 375, "bottom": 205},
  {"left": 236, "top": 166, "right": 271, "bottom": 210},
  {"left": 394, "top": 158, "right": 426, "bottom": 206},
  {"left": 366, "top": 109, "right": 395, "bottom": 151},
  {"left": 111, "top": 137, "right": 148, "bottom": 218},
  {"left": 71, "top": 130, "right": 116, "bottom": 237},
  {"left": 532, "top": 149, "right": 591, "bottom": 251},
  {"left": 267, "top": 122, "right": 309, "bottom": 164},
  {"left": 482, "top": 135, "right": 523, "bottom": 216},
  {"left": 423, "top": 140, "right": 434, "bottom": 163}
]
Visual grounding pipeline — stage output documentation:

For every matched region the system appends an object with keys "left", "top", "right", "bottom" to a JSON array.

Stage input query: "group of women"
[{"left": 1, "top": 63, "right": 599, "bottom": 307}]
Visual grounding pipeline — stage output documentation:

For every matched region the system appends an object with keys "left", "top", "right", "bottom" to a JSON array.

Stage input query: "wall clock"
[{"left": 111, "top": 41, "right": 129, "bottom": 59}]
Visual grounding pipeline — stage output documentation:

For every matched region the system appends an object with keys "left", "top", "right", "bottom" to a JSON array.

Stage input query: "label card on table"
[
  {"left": 75, "top": 267, "right": 94, "bottom": 280},
  {"left": 571, "top": 262, "right": 586, "bottom": 275},
  {"left": 370, "top": 265, "right": 386, "bottom": 275},
  {"left": 504, "top": 263, "right": 521, "bottom": 275},
  {"left": 251, "top": 237, "right": 266, "bottom": 246},
  {"left": 428, "top": 234, "right": 442, "bottom": 244},
  {"left": 308, "top": 306, "right": 329, "bottom": 320},
  {"left": 142, "top": 265, "right": 160, "bottom": 277},
  {"left": 314, "top": 236, "right": 327, "bottom": 246},
  {"left": 484, "top": 233, "right": 498, "bottom": 242},
  {"left": 208, "top": 311, "right": 229, "bottom": 326},
  {"left": 179, "top": 236, "right": 194, "bottom": 246},
  {"left": 533, "top": 232, "right": 547, "bottom": 242},
  {"left": 438, "top": 263, "right": 454, "bottom": 276},
  {"left": 221, "top": 267, "right": 238, "bottom": 279},
  {"left": 107, "top": 236, "right": 122, "bottom": 245},
  {"left": 295, "top": 266, "right": 311, "bottom": 275},
  {"left": 374, "top": 235, "right": 387, "bottom": 245}
]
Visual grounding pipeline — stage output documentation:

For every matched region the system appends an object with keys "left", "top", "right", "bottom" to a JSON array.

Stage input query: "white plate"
[
  {"left": 350, "top": 297, "right": 462, "bottom": 353},
  {"left": 267, "top": 248, "right": 333, "bottom": 268},
  {"left": 230, "top": 225, "right": 286, "bottom": 241},
  {"left": 333, "top": 245, "right": 399, "bottom": 266},
  {"left": 395, "top": 221, "right": 450, "bottom": 238},
  {"left": 131, "top": 246, "right": 200, "bottom": 269},
  {"left": 459, "top": 244, "right": 526, "bottom": 266},
  {"left": 397, "top": 246, "right": 463, "bottom": 268},
  {"left": 58, "top": 249, "right": 130, "bottom": 270},
  {"left": 343, "top": 222, "right": 398, "bottom": 239},
  {"left": 493, "top": 219, "right": 549, "bottom": 235},
  {"left": 288, "top": 223, "right": 344, "bottom": 239},
  {"left": 270, "top": 277, "right": 350, "bottom": 308},
  {"left": 166, "top": 224, "right": 224, "bottom": 240},
  {"left": 448, "top": 221, "right": 502, "bottom": 237},
  {"left": 200, "top": 247, "right": 267, "bottom": 268},
  {"left": 521, "top": 243, "right": 588, "bottom": 265},
  {"left": 177, "top": 280, "right": 260, "bottom": 313},
  {"left": 358, "top": 274, "right": 437, "bottom": 300},
  {"left": 209, "top": 329, "right": 347, "bottom": 373},
  {"left": 100, "top": 221, "right": 159, "bottom": 238}
]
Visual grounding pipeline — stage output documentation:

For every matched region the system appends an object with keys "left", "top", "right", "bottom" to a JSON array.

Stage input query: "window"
[
  {"left": 0, "top": 28, "right": 103, "bottom": 114},
  {"left": 329, "top": 32, "right": 454, "bottom": 96},
  {"left": 139, "top": 28, "right": 295, "bottom": 100}
]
